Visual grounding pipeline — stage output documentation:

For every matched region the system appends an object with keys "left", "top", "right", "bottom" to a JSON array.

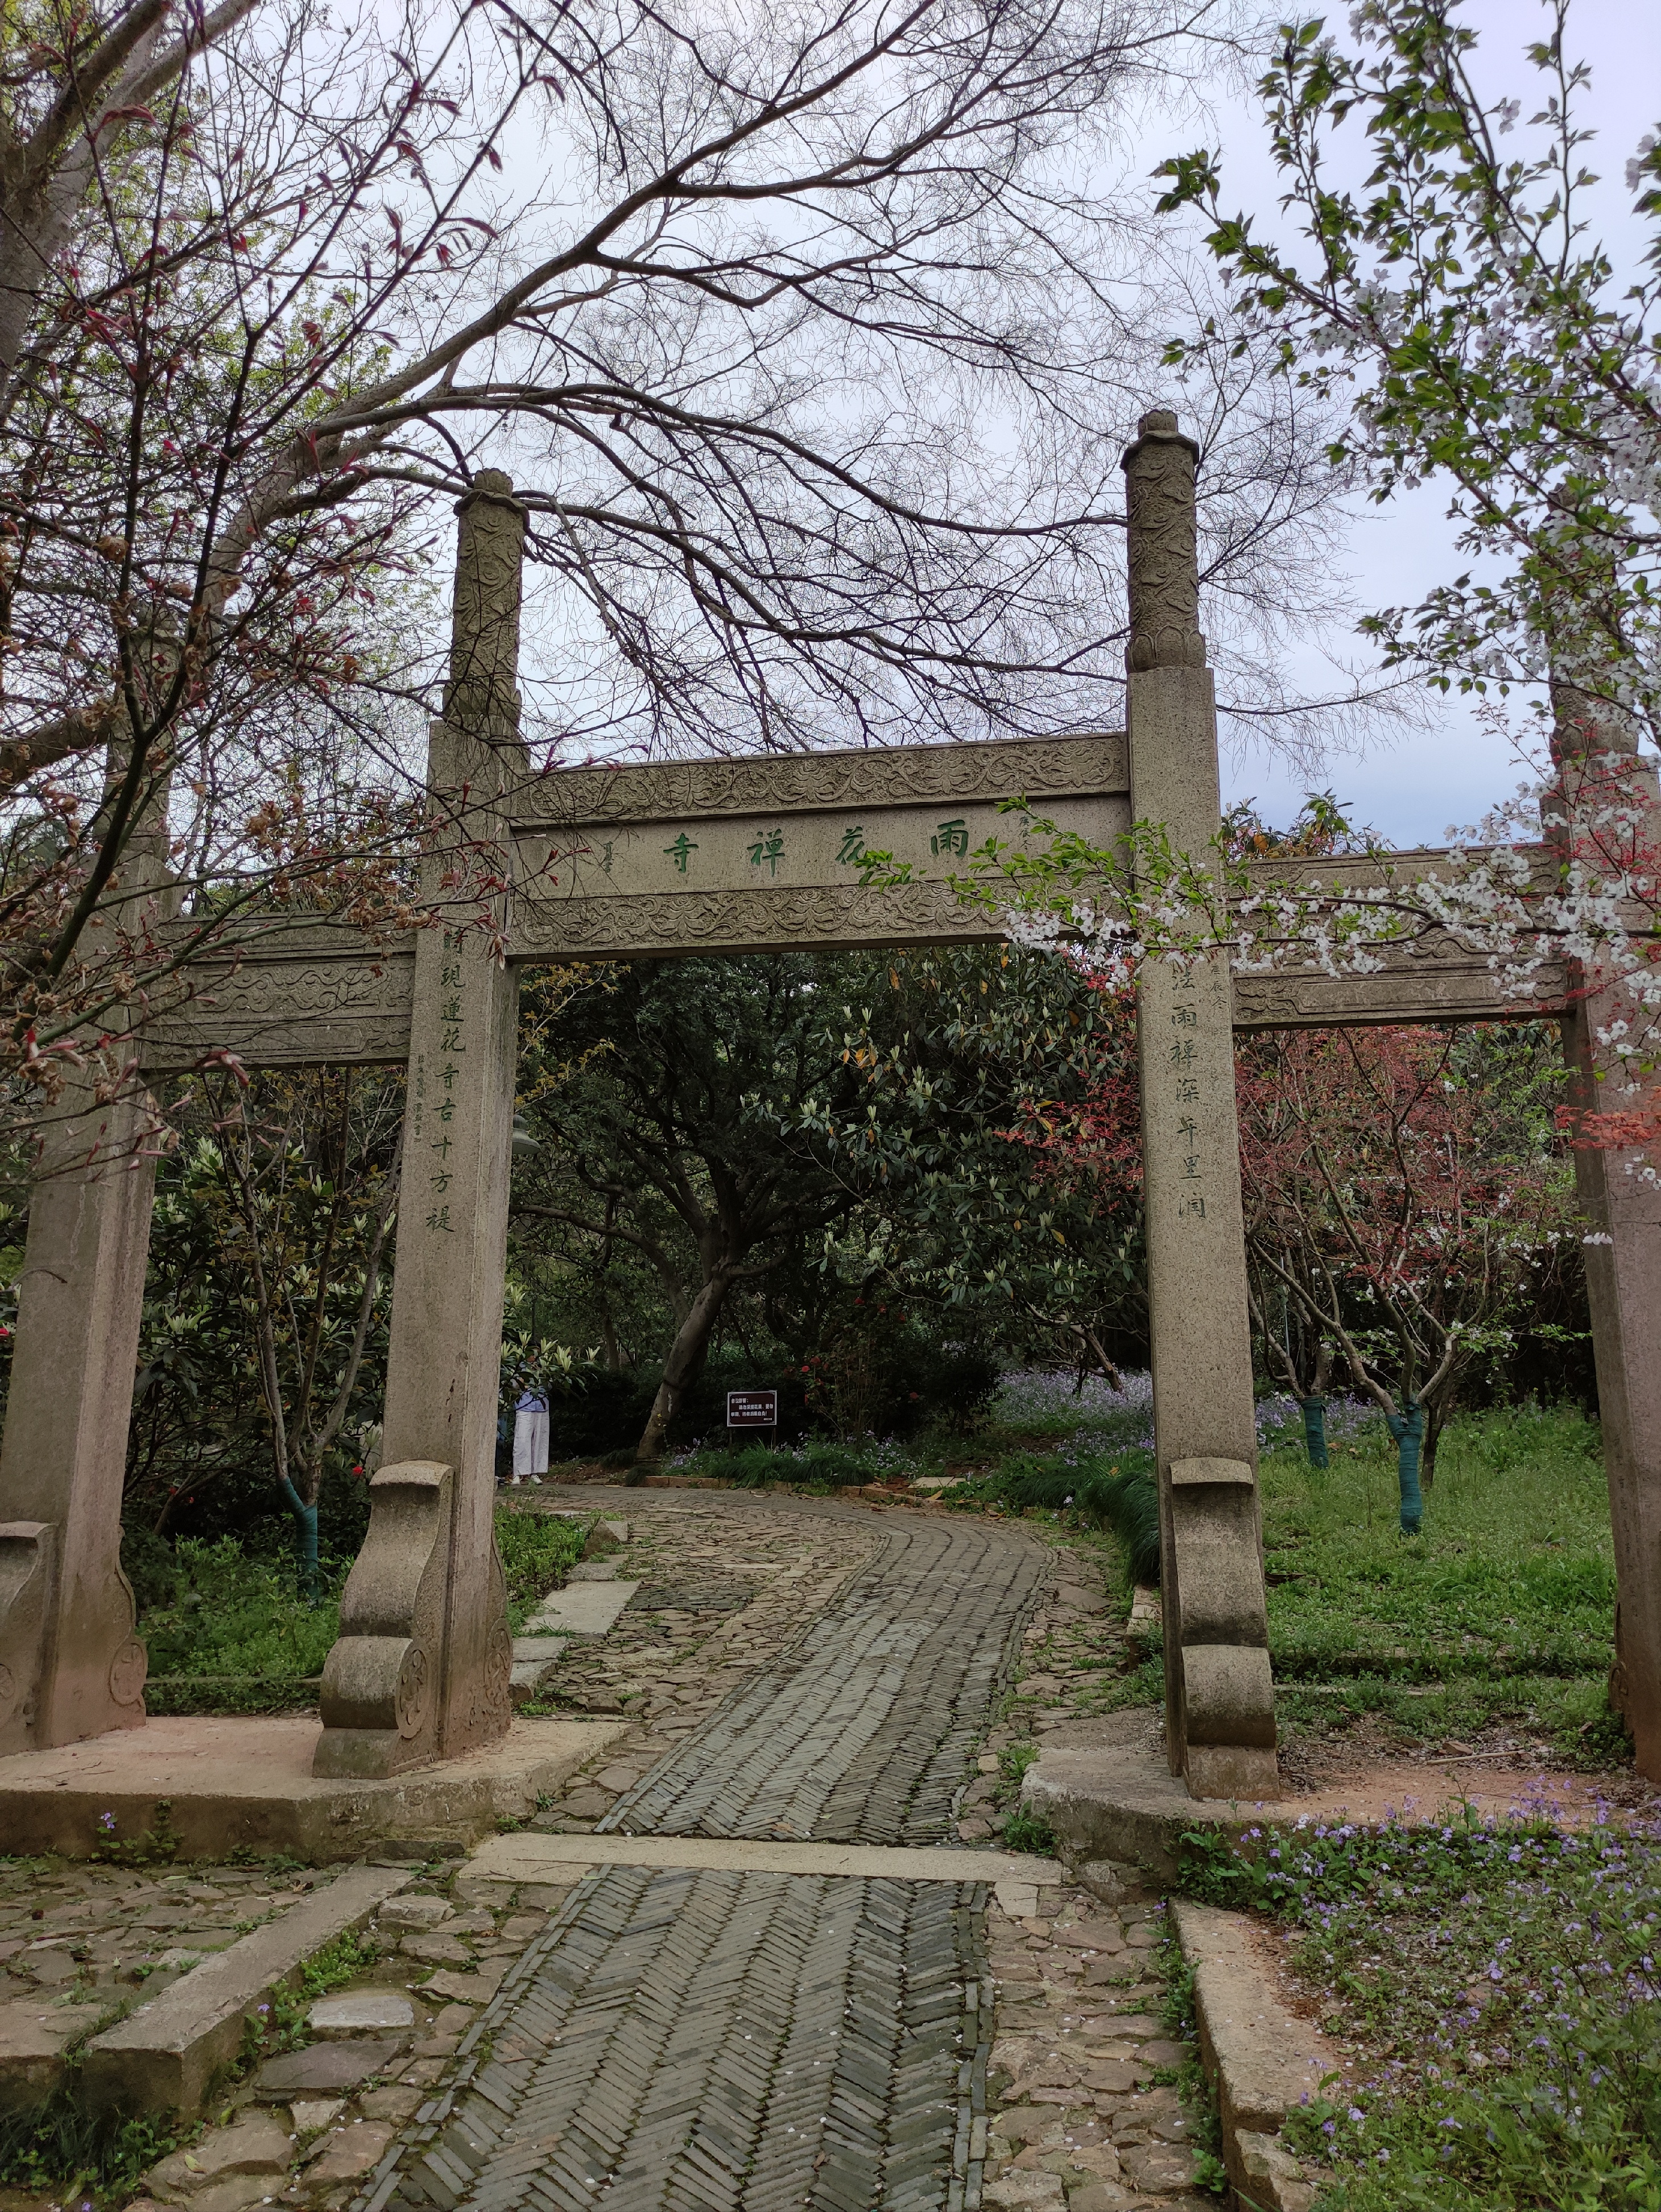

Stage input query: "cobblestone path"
[{"left": 365, "top": 1508, "right": 1045, "bottom": 2212}]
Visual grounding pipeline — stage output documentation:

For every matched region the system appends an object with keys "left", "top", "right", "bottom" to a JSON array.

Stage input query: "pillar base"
[
  {"left": 0, "top": 1713, "right": 627, "bottom": 1862},
  {"left": 1184, "top": 1743, "right": 1281, "bottom": 1801}
]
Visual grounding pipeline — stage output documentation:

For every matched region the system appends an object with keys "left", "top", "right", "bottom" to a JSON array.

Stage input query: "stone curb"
[
  {"left": 1171, "top": 1898, "right": 1333, "bottom": 2212},
  {"left": 81, "top": 1864, "right": 414, "bottom": 2116},
  {"left": 465, "top": 1827, "right": 1063, "bottom": 1896}
]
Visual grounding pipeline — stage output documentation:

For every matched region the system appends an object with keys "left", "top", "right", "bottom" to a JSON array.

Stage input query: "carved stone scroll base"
[
  {"left": 313, "top": 1463, "right": 452, "bottom": 1780},
  {"left": 0, "top": 1522, "right": 56, "bottom": 1755},
  {"left": 1167, "top": 1458, "right": 1279, "bottom": 1802}
]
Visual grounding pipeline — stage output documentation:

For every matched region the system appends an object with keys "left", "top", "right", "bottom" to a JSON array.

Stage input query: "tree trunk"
[
  {"left": 279, "top": 1474, "right": 321, "bottom": 1601},
  {"left": 1384, "top": 1400, "right": 1425, "bottom": 1535},
  {"left": 1298, "top": 1396, "right": 1330, "bottom": 1469},
  {"left": 1421, "top": 1391, "right": 1455, "bottom": 1490},
  {"left": 631, "top": 1273, "right": 733, "bottom": 1473}
]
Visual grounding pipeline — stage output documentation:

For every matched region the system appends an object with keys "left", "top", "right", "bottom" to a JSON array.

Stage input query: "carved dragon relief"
[{"left": 506, "top": 731, "right": 1129, "bottom": 828}]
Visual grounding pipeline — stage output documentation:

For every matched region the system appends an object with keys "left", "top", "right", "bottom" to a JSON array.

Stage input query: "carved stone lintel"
[
  {"left": 313, "top": 1462, "right": 452, "bottom": 1780},
  {"left": 0, "top": 1522, "right": 56, "bottom": 1755},
  {"left": 509, "top": 731, "right": 1129, "bottom": 829},
  {"left": 1122, "top": 410, "right": 1206, "bottom": 675},
  {"left": 514, "top": 879, "right": 1001, "bottom": 962}
]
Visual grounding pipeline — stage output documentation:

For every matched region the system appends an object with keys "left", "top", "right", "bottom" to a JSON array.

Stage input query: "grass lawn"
[
  {"left": 1258, "top": 1402, "right": 1621, "bottom": 1767},
  {"left": 134, "top": 1504, "right": 590, "bottom": 1713}
]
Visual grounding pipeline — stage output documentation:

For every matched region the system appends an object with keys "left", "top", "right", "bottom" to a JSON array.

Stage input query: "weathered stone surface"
[
  {"left": 1120, "top": 2140, "right": 1200, "bottom": 2192},
  {"left": 1121, "top": 411, "right": 1275, "bottom": 1804},
  {"left": 524, "top": 1583, "right": 639, "bottom": 1636},
  {"left": 164, "top": 2175, "right": 278, "bottom": 2212},
  {"left": 254, "top": 2040, "right": 407, "bottom": 2099},
  {"left": 419, "top": 1962, "right": 505, "bottom": 2006},
  {"left": 290, "top": 2099, "right": 345, "bottom": 2134},
  {"left": 1237, "top": 2128, "right": 1317, "bottom": 2212},
  {"left": 301, "top": 2120, "right": 395, "bottom": 2186},
  {"left": 1173, "top": 1899, "right": 1336, "bottom": 2202},
  {"left": 0, "top": 1999, "right": 103, "bottom": 2108},
  {"left": 396, "top": 1932, "right": 470, "bottom": 1966},
  {"left": 144, "top": 2110, "right": 294, "bottom": 2200},
  {"left": 314, "top": 1463, "right": 454, "bottom": 1780},
  {"left": 0, "top": 1713, "right": 627, "bottom": 1862},
  {"left": 1052, "top": 1919, "right": 1125, "bottom": 1952},
  {"left": 1080, "top": 2060, "right": 1146, "bottom": 2095},
  {"left": 511, "top": 737, "right": 1129, "bottom": 965},
  {"left": 315, "top": 481, "right": 527, "bottom": 1784},
  {"left": 0, "top": 1076, "right": 158, "bottom": 1754},
  {"left": 510, "top": 1636, "right": 569, "bottom": 1663},
  {"left": 374, "top": 1895, "right": 452, "bottom": 1932},
  {"left": 1067, "top": 2184, "right": 1134, "bottom": 2212},
  {"left": 1022, "top": 1741, "right": 1266, "bottom": 1882},
  {"left": 357, "top": 2086, "right": 424, "bottom": 2122},
  {"left": 81, "top": 1864, "right": 411, "bottom": 2113},
  {"left": 983, "top": 2177, "right": 1064, "bottom": 2207},
  {"left": 307, "top": 1991, "right": 414, "bottom": 2039}
]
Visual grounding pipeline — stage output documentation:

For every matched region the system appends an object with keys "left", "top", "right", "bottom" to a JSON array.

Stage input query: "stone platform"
[
  {"left": 1023, "top": 1725, "right": 1610, "bottom": 1884},
  {"left": 0, "top": 1714, "right": 628, "bottom": 1862}
]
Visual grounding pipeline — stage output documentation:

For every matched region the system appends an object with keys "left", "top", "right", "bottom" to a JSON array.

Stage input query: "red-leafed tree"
[{"left": 1237, "top": 1023, "right": 1581, "bottom": 1529}]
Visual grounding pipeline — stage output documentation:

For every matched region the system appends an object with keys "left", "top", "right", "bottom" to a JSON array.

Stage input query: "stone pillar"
[
  {"left": 314, "top": 473, "right": 525, "bottom": 1778},
  {"left": 1550, "top": 683, "right": 1661, "bottom": 1777},
  {"left": 0, "top": 653, "right": 177, "bottom": 1752},
  {"left": 1123, "top": 410, "right": 1277, "bottom": 1801}
]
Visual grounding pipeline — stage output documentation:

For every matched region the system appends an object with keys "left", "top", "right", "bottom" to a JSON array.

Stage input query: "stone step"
[
  {"left": 509, "top": 1636, "right": 570, "bottom": 1664},
  {"left": 80, "top": 1864, "right": 414, "bottom": 2114},
  {"left": 0, "top": 1998, "right": 105, "bottom": 2112},
  {"left": 523, "top": 1581, "right": 639, "bottom": 1636}
]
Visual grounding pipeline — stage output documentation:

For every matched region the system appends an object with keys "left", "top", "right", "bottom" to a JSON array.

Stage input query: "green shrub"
[
  {"left": 966, "top": 1450, "right": 1161, "bottom": 1584},
  {"left": 676, "top": 1435, "right": 903, "bottom": 1488},
  {"left": 131, "top": 1507, "right": 588, "bottom": 1705},
  {"left": 999, "top": 1805, "right": 1058, "bottom": 1857},
  {"left": 132, "top": 1536, "right": 348, "bottom": 1686},
  {"left": 493, "top": 1510, "right": 588, "bottom": 1626}
]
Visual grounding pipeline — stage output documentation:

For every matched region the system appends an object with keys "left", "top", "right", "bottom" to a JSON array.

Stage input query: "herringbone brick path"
[
  {"left": 358, "top": 1511, "right": 1043, "bottom": 2212},
  {"left": 600, "top": 1518, "right": 1046, "bottom": 1843}
]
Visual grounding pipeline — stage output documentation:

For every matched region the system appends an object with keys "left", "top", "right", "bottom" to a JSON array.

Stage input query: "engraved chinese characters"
[
  {"left": 510, "top": 735, "right": 1132, "bottom": 963},
  {"left": 1123, "top": 410, "right": 1278, "bottom": 1801}
]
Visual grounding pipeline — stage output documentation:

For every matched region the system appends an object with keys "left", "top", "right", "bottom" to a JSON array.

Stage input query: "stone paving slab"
[
  {"left": 468, "top": 1829, "right": 1063, "bottom": 1887},
  {"left": 524, "top": 1583, "right": 639, "bottom": 1636},
  {"left": 82, "top": 1864, "right": 413, "bottom": 2114},
  {"left": 0, "top": 1999, "right": 105, "bottom": 2110}
]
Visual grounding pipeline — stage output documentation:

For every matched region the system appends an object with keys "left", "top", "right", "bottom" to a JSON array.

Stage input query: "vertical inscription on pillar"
[{"left": 1124, "top": 407, "right": 1278, "bottom": 1801}]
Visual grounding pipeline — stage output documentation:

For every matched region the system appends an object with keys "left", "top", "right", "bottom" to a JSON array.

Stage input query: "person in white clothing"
[{"left": 512, "top": 1391, "right": 550, "bottom": 1483}]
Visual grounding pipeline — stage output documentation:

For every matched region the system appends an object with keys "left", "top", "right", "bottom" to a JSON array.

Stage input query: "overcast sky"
[{"left": 1191, "top": 0, "right": 1661, "bottom": 845}]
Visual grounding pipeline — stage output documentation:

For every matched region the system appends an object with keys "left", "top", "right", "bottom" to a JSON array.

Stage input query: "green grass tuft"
[{"left": 1258, "top": 1402, "right": 1617, "bottom": 1760}]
